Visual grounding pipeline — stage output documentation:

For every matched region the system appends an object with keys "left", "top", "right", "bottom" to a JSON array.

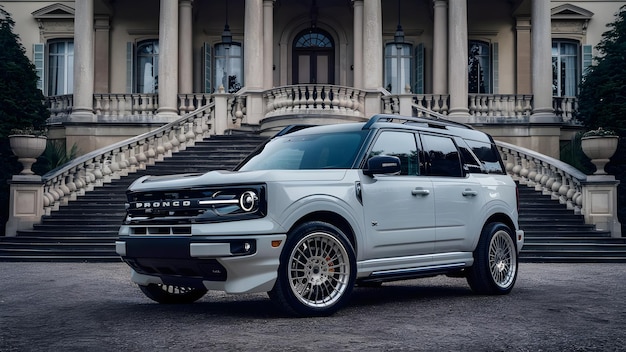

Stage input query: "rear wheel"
[
  {"left": 467, "top": 222, "right": 518, "bottom": 295},
  {"left": 139, "top": 284, "right": 207, "bottom": 304},
  {"left": 269, "top": 221, "right": 356, "bottom": 317}
]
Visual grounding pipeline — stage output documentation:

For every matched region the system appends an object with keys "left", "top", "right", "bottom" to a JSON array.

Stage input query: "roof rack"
[{"left": 362, "top": 114, "right": 473, "bottom": 131}]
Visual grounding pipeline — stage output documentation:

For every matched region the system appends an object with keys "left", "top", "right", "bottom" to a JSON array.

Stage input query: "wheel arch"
[
  {"left": 479, "top": 213, "right": 517, "bottom": 249},
  {"left": 288, "top": 211, "right": 358, "bottom": 255}
]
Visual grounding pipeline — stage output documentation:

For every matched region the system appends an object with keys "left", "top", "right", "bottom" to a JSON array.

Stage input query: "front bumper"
[{"left": 116, "top": 234, "right": 286, "bottom": 294}]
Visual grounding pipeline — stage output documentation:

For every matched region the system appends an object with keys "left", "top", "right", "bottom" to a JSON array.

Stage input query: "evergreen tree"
[
  {"left": 0, "top": 6, "right": 50, "bottom": 235},
  {"left": 576, "top": 5, "right": 626, "bottom": 235},
  {"left": 576, "top": 5, "right": 626, "bottom": 131}
]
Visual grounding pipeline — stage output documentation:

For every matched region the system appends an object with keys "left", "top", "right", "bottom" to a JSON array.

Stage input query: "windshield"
[{"left": 237, "top": 130, "right": 368, "bottom": 171}]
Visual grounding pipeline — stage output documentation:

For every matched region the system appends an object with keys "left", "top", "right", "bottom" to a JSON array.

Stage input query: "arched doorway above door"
[{"left": 292, "top": 28, "right": 335, "bottom": 84}]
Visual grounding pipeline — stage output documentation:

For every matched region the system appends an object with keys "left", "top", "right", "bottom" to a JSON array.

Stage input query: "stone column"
[
  {"left": 245, "top": 0, "right": 264, "bottom": 90},
  {"left": 243, "top": 0, "right": 265, "bottom": 125},
  {"left": 70, "top": 0, "right": 95, "bottom": 122},
  {"left": 94, "top": 15, "right": 110, "bottom": 93},
  {"left": 157, "top": 0, "right": 179, "bottom": 119},
  {"left": 263, "top": 0, "right": 274, "bottom": 89},
  {"left": 352, "top": 0, "right": 364, "bottom": 89},
  {"left": 515, "top": 16, "right": 532, "bottom": 94},
  {"left": 432, "top": 0, "right": 447, "bottom": 95},
  {"left": 530, "top": 0, "right": 556, "bottom": 122},
  {"left": 363, "top": 0, "right": 382, "bottom": 90},
  {"left": 448, "top": 0, "right": 469, "bottom": 119},
  {"left": 178, "top": 0, "right": 193, "bottom": 94}
]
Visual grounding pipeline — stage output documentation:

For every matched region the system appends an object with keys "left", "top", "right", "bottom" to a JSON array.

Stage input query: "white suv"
[{"left": 116, "top": 114, "right": 524, "bottom": 316}]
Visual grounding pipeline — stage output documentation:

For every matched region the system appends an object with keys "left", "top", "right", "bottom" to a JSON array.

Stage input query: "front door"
[
  {"left": 359, "top": 131, "right": 436, "bottom": 261},
  {"left": 293, "top": 29, "right": 334, "bottom": 84}
]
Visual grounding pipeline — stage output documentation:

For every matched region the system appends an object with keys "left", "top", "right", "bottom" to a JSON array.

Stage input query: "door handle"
[
  {"left": 462, "top": 189, "right": 478, "bottom": 197},
  {"left": 412, "top": 188, "right": 430, "bottom": 196}
]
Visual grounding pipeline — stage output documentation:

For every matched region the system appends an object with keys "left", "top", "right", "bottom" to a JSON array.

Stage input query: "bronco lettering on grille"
[{"left": 134, "top": 200, "right": 192, "bottom": 208}]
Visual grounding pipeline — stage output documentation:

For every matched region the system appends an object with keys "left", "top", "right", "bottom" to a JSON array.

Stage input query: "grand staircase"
[
  {"left": 517, "top": 185, "right": 626, "bottom": 263},
  {"left": 1, "top": 134, "right": 625, "bottom": 262}
]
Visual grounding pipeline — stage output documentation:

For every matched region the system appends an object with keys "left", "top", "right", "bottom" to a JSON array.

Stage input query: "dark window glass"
[
  {"left": 420, "top": 134, "right": 463, "bottom": 177},
  {"left": 369, "top": 131, "right": 419, "bottom": 176},
  {"left": 465, "top": 140, "right": 505, "bottom": 174},
  {"left": 238, "top": 131, "right": 368, "bottom": 171}
]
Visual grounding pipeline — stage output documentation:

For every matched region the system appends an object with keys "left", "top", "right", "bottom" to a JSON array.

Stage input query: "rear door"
[
  {"left": 419, "top": 133, "right": 484, "bottom": 253},
  {"left": 359, "top": 130, "right": 436, "bottom": 260}
]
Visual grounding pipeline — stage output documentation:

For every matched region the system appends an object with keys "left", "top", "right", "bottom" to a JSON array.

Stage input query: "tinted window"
[
  {"left": 465, "top": 140, "right": 505, "bottom": 174},
  {"left": 238, "top": 131, "right": 367, "bottom": 171},
  {"left": 369, "top": 131, "right": 419, "bottom": 176},
  {"left": 420, "top": 134, "right": 463, "bottom": 177}
]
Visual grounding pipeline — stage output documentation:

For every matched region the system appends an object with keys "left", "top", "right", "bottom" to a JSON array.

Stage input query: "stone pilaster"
[
  {"left": 432, "top": 0, "right": 448, "bottom": 95},
  {"left": 531, "top": 0, "right": 556, "bottom": 122},
  {"left": 70, "top": 0, "right": 95, "bottom": 122},
  {"left": 448, "top": 0, "right": 469, "bottom": 119},
  {"left": 157, "top": 0, "right": 179, "bottom": 119}
]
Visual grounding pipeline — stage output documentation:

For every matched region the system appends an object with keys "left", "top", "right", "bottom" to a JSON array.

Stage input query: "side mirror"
[{"left": 363, "top": 155, "right": 401, "bottom": 177}]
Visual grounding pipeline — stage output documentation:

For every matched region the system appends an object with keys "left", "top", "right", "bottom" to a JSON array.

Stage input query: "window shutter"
[
  {"left": 492, "top": 42, "right": 499, "bottom": 94},
  {"left": 126, "top": 42, "right": 135, "bottom": 93},
  {"left": 582, "top": 44, "right": 593, "bottom": 77},
  {"left": 414, "top": 43, "right": 425, "bottom": 94},
  {"left": 203, "top": 43, "right": 212, "bottom": 93},
  {"left": 33, "top": 44, "right": 45, "bottom": 93}
]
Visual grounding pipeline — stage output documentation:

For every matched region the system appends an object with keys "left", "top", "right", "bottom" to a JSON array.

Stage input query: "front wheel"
[
  {"left": 139, "top": 284, "right": 207, "bottom": 304},
  {"left": 269, "top": 221, "right": 356, "bottom": 317},
  {"left": 467, "top": 222, "right": 518, "bottom": 295}
]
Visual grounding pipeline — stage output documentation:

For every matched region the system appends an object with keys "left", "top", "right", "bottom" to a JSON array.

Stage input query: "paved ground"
[{"left": 0, "top": 262, "right": 625, "bottom": 351}]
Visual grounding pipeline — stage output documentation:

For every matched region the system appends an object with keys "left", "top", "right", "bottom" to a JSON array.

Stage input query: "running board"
[{"left": 358, "top": 263, "right": 467, "bottom": 284}]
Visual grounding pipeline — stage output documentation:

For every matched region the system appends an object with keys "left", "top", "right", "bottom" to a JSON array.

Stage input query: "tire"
[
  {"left": 269, "top": 221, "right": 356, "bottom": 317},
  {"left": 466, "top": 222, "right": 518, "bottom": 295},
  {"left": 139, "top": 284, "right": 207, "bottom": 304}
]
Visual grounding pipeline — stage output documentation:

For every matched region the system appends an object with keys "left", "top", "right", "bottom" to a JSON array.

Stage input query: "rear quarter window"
[{"left": 465, "top": 139, "right": 505, "bottom": 174}]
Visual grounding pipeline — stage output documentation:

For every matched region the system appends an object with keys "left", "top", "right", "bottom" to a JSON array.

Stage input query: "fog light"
[{"left": 244, "top": 242, "right": 251, "bottom": 252}]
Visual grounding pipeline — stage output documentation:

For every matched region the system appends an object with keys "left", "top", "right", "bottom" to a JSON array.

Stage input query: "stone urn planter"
[
  {"left": 581, "top": 133, "right": 619, "bottom": 175},
  {"left": 8, "top": 134, "right": 47, "bottom": 175}
]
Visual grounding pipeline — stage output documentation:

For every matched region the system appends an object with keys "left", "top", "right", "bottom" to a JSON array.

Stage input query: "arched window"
[
  {"left": 47, "top": 39, "right": 74, "bottom": 95},
  {"left": 136, "top": 40, "right": 159, "bottom": 94},
  {"left": 468, "top": 40, "right": 491, "bottom": 94},
  {"left": 292, "top": 29, "right": 334, "bottom": 84},
  {"left": 552, "top": 40, "right": 579, "bottom": 97}
]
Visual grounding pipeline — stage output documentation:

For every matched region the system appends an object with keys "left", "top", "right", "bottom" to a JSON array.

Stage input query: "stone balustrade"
[
  {"left": 497, "top": 140, "right": 621, "bottom": 237},
  {"left": 40, "top": 101, "right": 215, "bottom": 216},
  {"left": 264, "top": 85, "right": 365, "bottom": 118}
]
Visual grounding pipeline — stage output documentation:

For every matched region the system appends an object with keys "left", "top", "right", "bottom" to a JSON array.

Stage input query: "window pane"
[
  {"left": 369, "top": 131, "right": 419, "bottom": 176},
  {"left": 420, "top": 134, "right": 462, "bottom": 177},
  {"left": 47, "top": 40, "right": 73, "bottom": 95},
  {"left": 136, "top": 40, "right": 159, "bottom": 93}
]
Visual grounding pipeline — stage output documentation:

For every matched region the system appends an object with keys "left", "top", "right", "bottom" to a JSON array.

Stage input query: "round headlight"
[{"left": 239, "top": 190, "right": 258, "bottom": 212}]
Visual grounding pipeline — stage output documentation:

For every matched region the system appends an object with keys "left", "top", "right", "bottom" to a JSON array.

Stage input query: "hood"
[{"left": 128, "top": 169, "right": 349, "bottom": 192}]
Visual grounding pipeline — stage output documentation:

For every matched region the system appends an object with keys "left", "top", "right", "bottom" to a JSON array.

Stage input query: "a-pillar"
[
  {"left": 244, "top": 0, "right": 264, "bottom": 125},
  {"left": 157, "top": 0, "right": 179, "bottom": 120},
  {"left": 448, "top": 0, "right": 469, "bottom": 120},
  {"left": 70, "top": 0, "right": 95, "bottom": 122},
  {"left": 432, "top": 0, "right": 447, "bottom": 95},
  {"left": 530, "top": 0, "right": 556, "bottom": 122},
  {"left": 178, "top": 0, "right": 193, "bottom": 95},
  {"left": 362, "top": 0, "right": 383, "bottom": 118}
]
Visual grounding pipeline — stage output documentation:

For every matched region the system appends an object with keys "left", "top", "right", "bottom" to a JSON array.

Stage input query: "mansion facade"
[{"left": 2, "top": 0, "right": 625, "bottom": 158}]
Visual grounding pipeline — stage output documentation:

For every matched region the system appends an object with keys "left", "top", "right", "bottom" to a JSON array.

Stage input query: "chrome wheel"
[
  {"left": 467, "top": 222, "right": 518, "bottom": 295},
  {"left": 489, "top": 229, "right": 517, "bottom": 289},
  {"left": 288, "top": 232, "right": 351, "bottom": 308},
  {"left": 269, "top": 221, "right": 356, "bottom": 316}
]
